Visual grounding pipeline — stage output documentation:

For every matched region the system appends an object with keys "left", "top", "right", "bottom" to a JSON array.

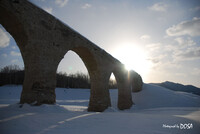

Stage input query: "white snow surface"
[{"left": 0, "top": 84, "right": 200, "bottom": 134}]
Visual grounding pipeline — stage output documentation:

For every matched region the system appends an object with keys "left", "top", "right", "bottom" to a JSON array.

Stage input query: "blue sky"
[{"left": 0, "top": 0, "right": 200, "bottom": 87}]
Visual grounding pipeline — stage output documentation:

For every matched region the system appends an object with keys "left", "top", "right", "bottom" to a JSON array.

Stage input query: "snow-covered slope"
[
  {"left": 0, "top": 84, "right": 200, "bottom": 134},
  {"left": 132, "top": 84, "right": 200, "bottom": 109}
]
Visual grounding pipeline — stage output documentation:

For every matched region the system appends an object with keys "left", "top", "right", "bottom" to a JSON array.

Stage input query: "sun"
[{"left": 111, "top": 43, "right": 151, "bottom": 78}]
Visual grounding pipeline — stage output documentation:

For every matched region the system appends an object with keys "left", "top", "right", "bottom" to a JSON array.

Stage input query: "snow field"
[{"left": 0, "top": 84, "right": 200, "bottom": 134}]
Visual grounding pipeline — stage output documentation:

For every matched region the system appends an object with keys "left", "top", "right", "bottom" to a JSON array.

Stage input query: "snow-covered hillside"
[{"left": 0, "top": 84, "right": 200, "bottom": 134}]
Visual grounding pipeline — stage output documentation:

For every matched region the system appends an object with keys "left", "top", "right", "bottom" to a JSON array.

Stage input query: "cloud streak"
[
  {"left": 149, "top": 2, "right": 168, "bottom": 12},
  {"left": 82, "top": 3, "right": 91, "bottom": 9},
  {"left": 10, "top": 51, "right": 21, "bottom": 56},
  {"left": 0, "top": 27, "right": 10, "bottom": 48},
  {"left": 166, "top": 17, "right": 200, "bottom": 37},
  {"left": 174, "top": 47, "right": 200, "bottom": 61},
  {"left": 175, "top": 37, "right": 196, "bottom": 48},
  {"left": 55, "top": 0, "right": 68, "bottom": 7}
]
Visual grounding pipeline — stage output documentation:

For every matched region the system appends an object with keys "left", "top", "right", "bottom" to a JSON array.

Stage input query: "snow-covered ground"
[{"left": 0, "top": 84, "right": 200, "bottom": 134}]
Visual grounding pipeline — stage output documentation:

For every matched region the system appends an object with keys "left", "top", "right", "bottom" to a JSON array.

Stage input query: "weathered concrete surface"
[
  {"left": 0, "top": 0, "right": 134, "bottom": 112},
  {"left": 129, "top": 70, "right": 143, "bottom": 92}
]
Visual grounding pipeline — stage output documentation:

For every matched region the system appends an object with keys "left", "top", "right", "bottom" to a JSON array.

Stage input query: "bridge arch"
[
  {"left": 0, "top": 0, "right": 133, "bottom": 112},
  {"left": 70, "top": 46, "right": 111, "bottom": 111},
  {"left": 0, "top": 5, "right": 27, "bottom": 64},
  {"left": 71, "top": 47, "right": 98, "bottom": 74}
]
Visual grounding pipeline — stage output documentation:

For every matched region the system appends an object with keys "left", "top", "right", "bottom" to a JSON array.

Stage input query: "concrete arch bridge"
[{"left": 0, "top": 0, "right": 142, "bottom": 112}]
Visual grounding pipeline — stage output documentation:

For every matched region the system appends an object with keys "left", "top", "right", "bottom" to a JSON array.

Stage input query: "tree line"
[{"left": 0, "top": 65, "right": 117, "bottom": 89}]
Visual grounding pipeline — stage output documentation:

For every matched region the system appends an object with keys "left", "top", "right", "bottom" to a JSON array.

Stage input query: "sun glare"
[{"left": 112, "top": 43, "right": 152, "bottom": 79}]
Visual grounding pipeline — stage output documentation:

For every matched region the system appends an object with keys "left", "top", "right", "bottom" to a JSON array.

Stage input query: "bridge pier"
[
  {"left": 114, "top": 66, "right": 133, "bottom": 110},
  {"left": 88, "top": 71, "right": 111, "bottom": 112},
  {"left": 20, "top": 64, "right": 57, "bottom": 105},
  {"left": 19, "top": 40, "right": 65, "bottom": 105}
]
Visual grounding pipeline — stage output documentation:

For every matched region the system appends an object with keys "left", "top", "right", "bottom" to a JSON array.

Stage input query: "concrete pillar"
[
  {"left": 87, "top": 71, "right": 111, "bottom": 112},
  {"left": 72, "top": 47, "right": 111, "bottom": 112},
  {"left": 20, "top": 65, "right": 57, "bottom": 105},
  {"left": 20, "top": 40, "right": 64, "bottom": 105},
  {"left": 129, "top": 70, "right": 143, "bottom": 92},
  {"left": 114, "top": 65, "right": 133, "bottom": 110}
]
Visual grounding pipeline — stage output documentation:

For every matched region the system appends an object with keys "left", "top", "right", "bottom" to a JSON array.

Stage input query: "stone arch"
[
  {"left": 71, "top": 47, "right": 98, "bottom": 75},
  {"left": 0, "top": 0, "right": 133, "bottom": 112},
  {"left": 69, "top": 46, "right": 111, "bottom": 111},
  {"left": 57, "top": 50, "right": 90, "bottom": 88},
  {"left": 0, "top": 24, "right": 24, "bottom": 68},
  {"left": 57, "top": 50, "right": 88, "bottom": 75},
  {"left": 0, "top": 4, "right": 27, "bottom": 64}
]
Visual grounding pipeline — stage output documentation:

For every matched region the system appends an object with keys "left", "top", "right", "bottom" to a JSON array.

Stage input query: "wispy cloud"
[
  {"left": 145, "top": 43, "right": 167, "bottom": 68},
  {"left": 55, "top": 0, "right": 68, "bottom": 7},
  {"left": 10, "top": 51, "right": 21, "bottom": 56},
  {"left": 146, "top": 43, "right": 162, "bottom": 52},
  {"left": 155, "top": 37, "right": 200, "bottom": 61},
  {"left": 82, "top": 3, "right": 91, "bottom": 9},
  {"left": 43, "top": 7, "right": 53, "bottom": 14},
  {"left": 147, "top": 54, "right": 166, "bottom": 64},
  {"left": 166, "top": 17, "right": 200, "bottom": 37},
  {"left": 162, "top": 37, "right": 199, "bottom": 61},
  {"left": 0, "top": 27, "right": 10, "bottom": 48},
  {"left": 140, "top": 35, "right": 151, "bottom": 40},
  {"left": 175, "top": 37, "right": 196, "bottom": 48},
  {"left": 145, "top": 39, "right": 199, "bottom": 70},
  {"left": 149, "top": 2, "right": 168, "bottom": 12},
  {"left": 174, "top": 46, "right": 200, "bottom": 61}
]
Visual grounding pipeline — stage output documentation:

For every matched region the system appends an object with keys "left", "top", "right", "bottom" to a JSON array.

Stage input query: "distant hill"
[{"left": 151, "top": 81, "right": 200, "bottom": 96}]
